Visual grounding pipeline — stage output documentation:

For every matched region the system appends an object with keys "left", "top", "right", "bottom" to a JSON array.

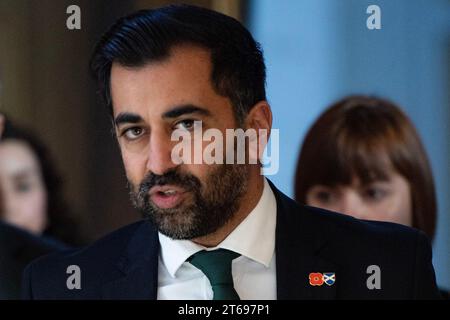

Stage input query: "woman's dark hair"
[
  {"left": 1, "top": 115, "right": 83, "bottom": 246},
  {"left": 90, "top": 4, "right": 266, "bottom": 124},
  {"left": 295, "top": 96, "right": 437, "bottom": 240}
]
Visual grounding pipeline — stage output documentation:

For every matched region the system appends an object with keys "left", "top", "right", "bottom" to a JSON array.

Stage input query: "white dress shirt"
[{"left": 157, "top": 178, "right": 277, "bottom": 300}]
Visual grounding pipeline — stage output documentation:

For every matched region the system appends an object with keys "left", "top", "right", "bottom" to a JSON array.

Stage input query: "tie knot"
[
  {"left": 188, "top": 249, "right": 240, "bottom": 300},
  {"left": 189, "top": 249, "right": 239, "bottom": 285}
]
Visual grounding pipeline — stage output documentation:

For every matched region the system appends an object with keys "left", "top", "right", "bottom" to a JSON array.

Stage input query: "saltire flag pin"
[
  {"left": 309, "top": 272, "right": 336, "bottom": 286},
  {"left": 323, "top": 273, "right": 336, "bottom": 286}
]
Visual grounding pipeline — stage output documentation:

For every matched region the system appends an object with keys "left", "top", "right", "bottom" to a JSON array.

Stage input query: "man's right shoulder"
[{"left": 22, "top": 220, "right": 152, "bottom": 299}]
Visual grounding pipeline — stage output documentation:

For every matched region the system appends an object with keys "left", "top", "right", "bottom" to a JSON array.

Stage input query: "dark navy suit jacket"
[{"left": 22, "top": 182, "right": 441, "bottom": 299}]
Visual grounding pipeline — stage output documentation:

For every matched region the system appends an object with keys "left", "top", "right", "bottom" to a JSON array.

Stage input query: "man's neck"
[{"left": 192, "top": 172, "right": 265, "bottom": 248}]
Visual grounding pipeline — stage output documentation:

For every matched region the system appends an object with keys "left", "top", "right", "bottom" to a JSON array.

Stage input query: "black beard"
[{"left": 129, "top": 164, "right": 249, "bottom": 240}]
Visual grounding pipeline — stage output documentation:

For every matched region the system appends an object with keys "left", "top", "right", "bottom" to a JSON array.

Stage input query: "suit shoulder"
[
  {"left": 272, "top": 183, "right": 426, "bottom": 254},
  {"left": 274, "top": 185, "right": 421, "bottom": 242},
  {"left": 272, "top": 188, "right": 440, "bottom": 298},
  {"left": 23, "top": 220, "right": 152, "bottom": 299},
  {"left": 296, "top": 203, "right": 432, "bottom": 273},
  {"left": 301, "top": 204, "right": 423, "bottom": 243},
  {"left": 28, "top": 220, "right": 146, "bottom": 270}
]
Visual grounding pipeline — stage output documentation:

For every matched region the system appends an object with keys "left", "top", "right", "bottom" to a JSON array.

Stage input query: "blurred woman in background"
[
  {"left": 294, "top": 96, "right": 447, "bottom": 298},
  {"left": 0, "top": 113, "right": 69, "bottom": 299},
  {"left": 0, "top": 113, "right": 82, "bottom": 246},
  {"left": 295, "top": 95, "right": 436, "bottom": 238}
]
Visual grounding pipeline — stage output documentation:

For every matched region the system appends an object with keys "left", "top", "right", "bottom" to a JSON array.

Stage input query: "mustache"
[{"left": 137, "top": 169, "right": 202, "bottom": 197}]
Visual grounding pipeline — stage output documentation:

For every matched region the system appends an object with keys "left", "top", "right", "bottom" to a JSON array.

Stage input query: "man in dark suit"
[{"left": 22, "top": 4, "right": 441, "bottom": 299}]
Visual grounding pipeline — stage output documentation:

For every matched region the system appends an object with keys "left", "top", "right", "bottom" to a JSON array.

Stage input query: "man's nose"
[{"left": 146, "top": 130, "right": 178, "bottom": 176}]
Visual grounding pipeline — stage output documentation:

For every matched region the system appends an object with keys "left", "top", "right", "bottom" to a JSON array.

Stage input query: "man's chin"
[
  {"left": 148, "top": 197, "right": 193, "bottom": 215},
  {"left": 156, "top": 224, "right": 204, "bottom": 240},
  {"left": 152, "top": 211, "right": 224, "bottom": 241}
]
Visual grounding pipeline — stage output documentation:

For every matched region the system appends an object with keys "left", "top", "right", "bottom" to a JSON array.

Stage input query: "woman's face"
[
  {"left": 0, "top": 139, "right": 47, "bottom": 234},
  {"left": 306, "top": 170, "right": 412, "bottom": 226}
]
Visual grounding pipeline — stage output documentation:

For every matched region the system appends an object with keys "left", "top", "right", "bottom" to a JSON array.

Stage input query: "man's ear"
[
  {"left": 245, "top": 101, "right": 272, "bottom": 162},
  {"left": 246, "top": 100, "right": 272, "bottom": 136}
]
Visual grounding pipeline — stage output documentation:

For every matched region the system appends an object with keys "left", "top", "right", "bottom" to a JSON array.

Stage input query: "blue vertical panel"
[{"left": 248, "top": 0, "right": 450, "bottom": 290}]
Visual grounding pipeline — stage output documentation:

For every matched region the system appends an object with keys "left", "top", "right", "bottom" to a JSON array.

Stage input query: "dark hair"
[
  {"left": 90, "top": 4, "right": 266, "bottom": 124},
  {"left": 1, "top": 115, "right": 83, "bottom": 246},
  {"left": 295, "top": 96, "right": 437, "bottom": 240}
]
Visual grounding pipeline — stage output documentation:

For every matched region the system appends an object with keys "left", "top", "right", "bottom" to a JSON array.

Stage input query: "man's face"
[{"left": 110, "top": 45, "right": 249, "bottom": 240}]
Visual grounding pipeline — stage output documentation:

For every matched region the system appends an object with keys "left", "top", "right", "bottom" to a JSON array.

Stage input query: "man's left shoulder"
[
  {"left": 272, "top": 185, "right": 428, "bottom": 251},
  {"left": 303, "top": 205, "right": 439, "bottom": 298},
  {"left": 272, "top": 182, "right": 425, "bottom": 251},
  {"left": 280, "top": 190, "right": 429, "bottom": 263},
  {"left": 301, "top": 203, "right": 427, "bottom": 255},
  {"left": 272, "top": 184, "right": 440, "bottom": 299}
]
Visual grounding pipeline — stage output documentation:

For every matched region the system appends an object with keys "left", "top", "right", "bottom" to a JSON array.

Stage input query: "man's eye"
[
  {"left": 123, "top": 127, "right": 144, "bottom": 140},
  {"left": 174, "top": 119, "right": 196, "bottom": 131}
]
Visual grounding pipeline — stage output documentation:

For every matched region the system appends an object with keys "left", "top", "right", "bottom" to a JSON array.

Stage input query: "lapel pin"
[
  {"left": 309, "top": 272, "right": 336, "bottom": 286},
  {"left": 323, "top": 273, "right": 336, "bottom": 286}
]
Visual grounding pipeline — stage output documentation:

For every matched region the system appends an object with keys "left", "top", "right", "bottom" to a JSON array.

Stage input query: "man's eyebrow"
[
  {"left": 114, "top": 113, "right": 143, "bottom": 127},
  {"left": 162, "top": 104, "right": 211, "bottom": 119}
]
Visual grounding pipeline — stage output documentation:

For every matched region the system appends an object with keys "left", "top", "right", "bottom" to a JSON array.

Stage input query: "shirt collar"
[{"left": 158, "top": 178, "right": 277, "bottom": 278}]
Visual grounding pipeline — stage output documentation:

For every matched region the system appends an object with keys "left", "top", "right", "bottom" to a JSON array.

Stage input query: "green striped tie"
[{"left": 188, "top": 249, "right": 241, "bottom": 300}]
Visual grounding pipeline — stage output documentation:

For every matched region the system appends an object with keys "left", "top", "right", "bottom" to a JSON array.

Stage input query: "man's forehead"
[
  {"left": 110, "top": 46, "right": 231, "bottom": 122},
  {"left": 165, "top": 44, "right": 212, "bottom": 66},
  {"left": 110, "top": 45, "right": 212, "bottom": 95}
]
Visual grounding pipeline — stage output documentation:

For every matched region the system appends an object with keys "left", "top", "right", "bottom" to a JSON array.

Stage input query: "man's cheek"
[
  {"left": 123, "top": 164, "right": 145, "bottom": 192},
  {"left": 184, "top": 164, "right": 208, "bottom": 182}
]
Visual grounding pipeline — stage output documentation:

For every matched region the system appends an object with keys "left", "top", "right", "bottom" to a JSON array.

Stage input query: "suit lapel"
[
  {"left": 276, "top": 249, "right": 338, "bottom": 300},
  {"left": 101, "top": 221, "right": 160, "bottom": 300},
  {"left": 269, "top": 180, "right": 338, "bottom": 300}
]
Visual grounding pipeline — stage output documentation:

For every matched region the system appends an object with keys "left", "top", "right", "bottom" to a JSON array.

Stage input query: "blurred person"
[
  {"left": 0, "top": 114, "right": 67, "bottom": 299},
  {"left": 0, "top": 113, "right": 82, "bottom": 246},
  {"left": 0, "top": 222, "right": 65, "bottom": 299},
  {"left": 22, "top": 5, "right": 440, "bottom": 300},
  {"left": 295, "top": 95, "right": 448, "bottom": 298}
]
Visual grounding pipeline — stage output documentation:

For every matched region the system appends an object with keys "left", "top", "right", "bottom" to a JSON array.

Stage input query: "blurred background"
[{"left": 0, "top": 0, "right": 448, "bottom": 290}]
